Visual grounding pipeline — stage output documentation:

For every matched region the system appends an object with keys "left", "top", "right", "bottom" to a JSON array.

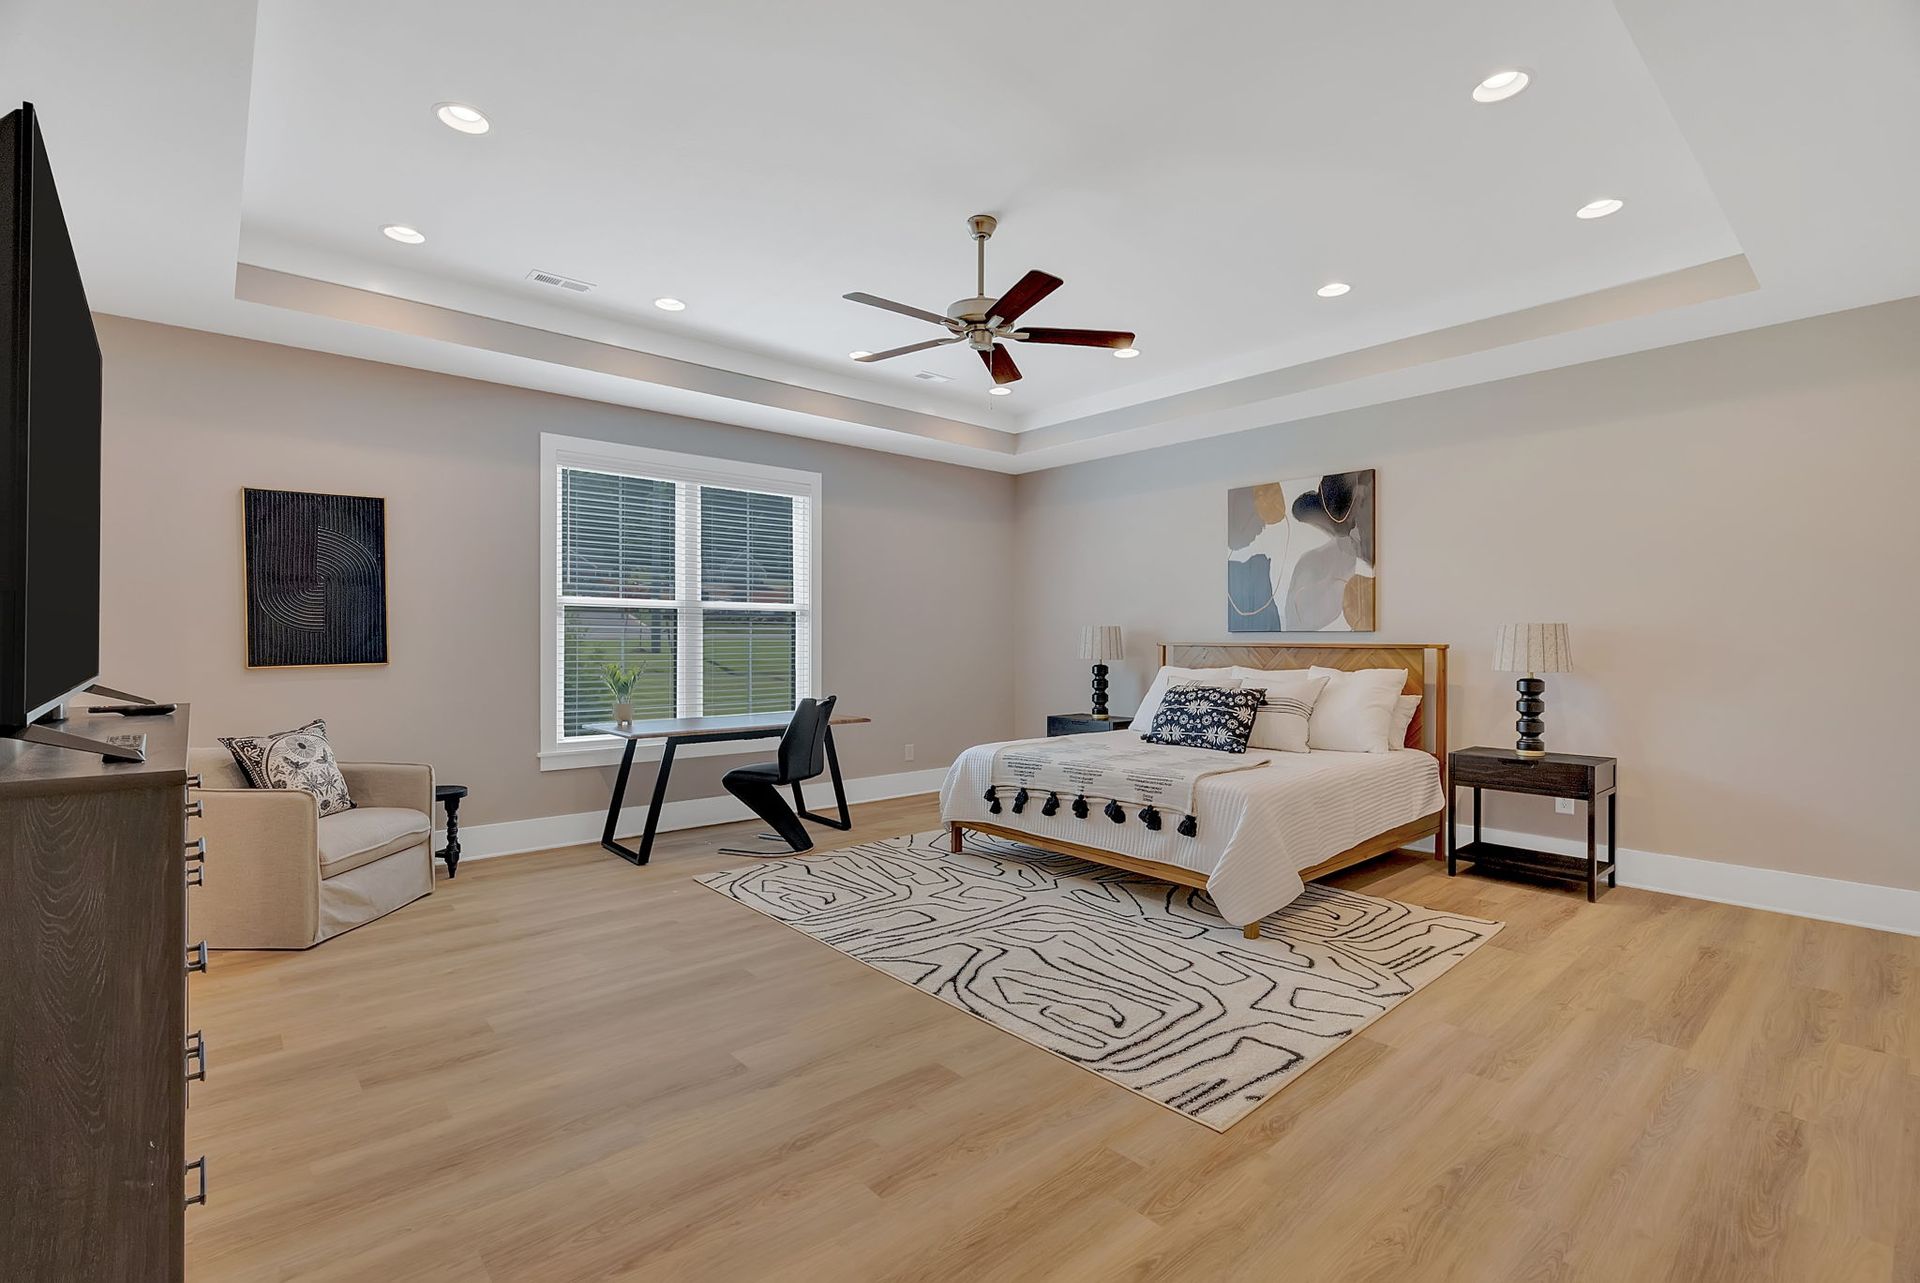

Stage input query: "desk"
[{"left": 582, "top": 712, "right": 871, "bottom": 866}]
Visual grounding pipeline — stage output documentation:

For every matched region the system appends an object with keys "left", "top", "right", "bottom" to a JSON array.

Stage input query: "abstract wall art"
[
  {"left": 1226, "top": 469, "right": 1375, "bottom": 633},
  {"left": 243, "top": 488, "right": 389, "bottom": 667}
]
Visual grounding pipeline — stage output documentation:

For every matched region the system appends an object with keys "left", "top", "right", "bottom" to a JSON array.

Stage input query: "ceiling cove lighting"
[
  {"left": 381, "top": 224, "right": 426, "bottom": 244},
  {"left": 1472, "top": 70, "right": 1530, "bottom": 103},
  {"left": 990, "top": 385, "right": 1012, "bottom": 395},
  {"left": 653, "top": 297, "right": 687, "bottom": 311},
  {"left": 1113, "top": 347, "right": 1140, "bottom": 359},
  {"left": 1575, "top": 198, "right": 1625, "bottom": 220},
  {"left": 1316, "top": 282, "right": 1351, "bottom": 297},
  {"left": 434, "top": 102, "right": 490, "bottom": 134}
]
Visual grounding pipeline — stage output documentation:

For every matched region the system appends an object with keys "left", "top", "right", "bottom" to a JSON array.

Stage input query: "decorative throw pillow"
[
  {"left": 1133, "top": 666, "right": 1240, "bottom": 733},
  {"left": 1142, "top": 683, "right": 1265, "bottom": 754},
  {"left": 218, "top": 719, "right": 356, "bottom": 816},
  {"left": 1391, "top": 695, "right": 1421, "bottom": 748},
  {"left": 1238, "top": 670, "right": 1332, "bottom": 753},
  {"left": 1306, "top": 667, "right": 1408, "bottom": 753}
]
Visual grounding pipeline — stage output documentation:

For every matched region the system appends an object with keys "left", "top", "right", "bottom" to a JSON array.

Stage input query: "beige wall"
[
  {"left": 1013, "top": 297, "right": 1920, "bottom": 891},
  {"left": 96, "top": 317, "right": 1017, "bottom": 827}
]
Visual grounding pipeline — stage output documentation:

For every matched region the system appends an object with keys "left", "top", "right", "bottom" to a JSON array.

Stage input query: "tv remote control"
[{"left": 89, "top": 703, "right": 178, "bottom": 717}]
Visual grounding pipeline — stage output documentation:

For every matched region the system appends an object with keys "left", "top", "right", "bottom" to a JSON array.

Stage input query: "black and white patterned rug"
[{"left": 697, "top": 830, "right": 1502, "bottom": 1130}]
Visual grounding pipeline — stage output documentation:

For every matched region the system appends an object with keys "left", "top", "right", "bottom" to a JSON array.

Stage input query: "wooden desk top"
[{"left": 582, "top": 712, "right": 870, "bottom": 742}]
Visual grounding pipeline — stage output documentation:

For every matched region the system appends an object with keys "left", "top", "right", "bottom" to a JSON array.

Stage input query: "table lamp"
[
  {"left": 1493, "top": 623, "right": 1572, "bottom": 757},
  {"left": 1078, "top": 625, "right": 1123, "bottom": 719}
]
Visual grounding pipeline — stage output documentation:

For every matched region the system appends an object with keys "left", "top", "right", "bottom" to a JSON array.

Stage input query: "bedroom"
[{"left": 2, "top": 0, "right": 1916, "bottom": 1279}]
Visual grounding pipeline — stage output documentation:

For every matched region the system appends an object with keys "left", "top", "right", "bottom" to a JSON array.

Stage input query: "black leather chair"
[{"left": 719, "top": 696, "right": 848, "bottom": 854}]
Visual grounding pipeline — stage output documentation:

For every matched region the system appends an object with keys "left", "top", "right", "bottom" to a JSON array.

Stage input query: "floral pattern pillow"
[
  {"left": 218, "top": 719, "right": 356, "bottom": 816},
  {"left": 1142, "top": 683, "right": 1265, "bottom": 754}
]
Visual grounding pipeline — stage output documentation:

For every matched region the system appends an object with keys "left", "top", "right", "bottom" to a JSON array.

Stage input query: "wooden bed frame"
[{"left": 947, "top": 641, "right": 1449, "bottom": 939}]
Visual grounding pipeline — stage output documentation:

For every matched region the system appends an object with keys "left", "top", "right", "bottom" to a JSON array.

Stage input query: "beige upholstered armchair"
[{"left": 187, "top": 750, "right": 435, "bottom": 949}]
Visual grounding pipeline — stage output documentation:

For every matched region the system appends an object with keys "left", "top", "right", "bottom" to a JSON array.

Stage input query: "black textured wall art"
[{"left": 243, "top": 488, "right": 388, "bottom": 667}]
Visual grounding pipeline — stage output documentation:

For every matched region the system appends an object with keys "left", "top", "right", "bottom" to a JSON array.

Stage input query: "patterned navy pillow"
[{"left": 1142, "top": 683, "right": 1265, "bottom": 754}]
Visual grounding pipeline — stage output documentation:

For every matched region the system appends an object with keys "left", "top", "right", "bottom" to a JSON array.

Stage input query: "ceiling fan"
[{"left": 843, "top": 214, "right": 1136, "bottom": 387}]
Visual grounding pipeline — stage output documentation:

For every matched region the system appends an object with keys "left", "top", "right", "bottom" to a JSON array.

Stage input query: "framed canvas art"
[
  {"left": 1226, "top": 470, "right": 1375, "bottom": 633},
  {"left": 242, "top": 488, "right": 389, "bottom": 667}
]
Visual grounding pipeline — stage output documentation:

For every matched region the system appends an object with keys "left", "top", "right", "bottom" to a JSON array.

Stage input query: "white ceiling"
[{"left": 5, "top": 0, "right": 1919, "bottom": 473}]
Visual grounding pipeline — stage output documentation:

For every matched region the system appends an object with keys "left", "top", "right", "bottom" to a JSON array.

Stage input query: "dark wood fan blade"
[
  {"left": 855, "top": 336, "right": 963, "bottom": 362},
  {"left": 1013, "top": 327, "right": 1136, "bottom": 349},
  {"left": 978, "top": 342, "right": 1022, "bottom": 384},
  {"left": 843, "top": 292, "right": 955, "bottom": 328},
  {"left": 986, "top": 270, "right": 1063, "bottom": 326}
]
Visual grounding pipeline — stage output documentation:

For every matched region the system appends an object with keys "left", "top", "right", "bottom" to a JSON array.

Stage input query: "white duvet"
[{"left": 940, "top": 738, "right": 1444, "bottom": 927}]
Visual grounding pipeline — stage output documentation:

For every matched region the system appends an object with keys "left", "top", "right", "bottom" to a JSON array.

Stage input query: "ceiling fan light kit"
[{"left": 844, "top": 214, "right": 1136, "bottom": 388}]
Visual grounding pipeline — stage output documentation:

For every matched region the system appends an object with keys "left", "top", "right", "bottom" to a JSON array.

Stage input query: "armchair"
[{"left": 186, "top": 750, "right": 436, "bottom": 949}]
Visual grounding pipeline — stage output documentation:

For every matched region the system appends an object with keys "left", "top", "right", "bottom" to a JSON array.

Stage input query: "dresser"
[{"left": 1, "top": 706, "right": 205, "bottom": 1280}]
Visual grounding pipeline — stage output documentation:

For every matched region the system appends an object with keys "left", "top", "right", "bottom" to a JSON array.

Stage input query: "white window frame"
[{"left": 539, "top": 432, "right": 823, "bottom": 771}]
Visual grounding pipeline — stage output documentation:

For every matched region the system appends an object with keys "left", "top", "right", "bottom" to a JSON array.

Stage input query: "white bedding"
[{"left": 940, "top": 739, "right": 1443, "bottom": 927}]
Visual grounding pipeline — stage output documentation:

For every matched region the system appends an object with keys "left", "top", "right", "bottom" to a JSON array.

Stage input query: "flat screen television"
[{"left": 0, "top": 102, "right": 102, "bottom": 729}]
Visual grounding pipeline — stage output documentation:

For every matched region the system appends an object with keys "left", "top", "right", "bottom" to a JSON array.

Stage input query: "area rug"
[{"left": 696, "top": 829, "right": 1502, "bottom": 1130}]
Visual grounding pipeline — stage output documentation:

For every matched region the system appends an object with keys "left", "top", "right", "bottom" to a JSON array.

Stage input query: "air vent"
[
  {"left": 526, "top": 269, "right": 594, "bottom": 293},
  {"left": 913, "top": 370, "right": 953, "bottom": 383}
]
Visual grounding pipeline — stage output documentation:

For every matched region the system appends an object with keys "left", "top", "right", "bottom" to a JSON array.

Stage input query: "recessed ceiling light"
[
  {"left": 1113, "top": 347, "right": 1139, "bottom": 359},
  {"left": 382, "top": 224, "right": 425, "bottom": 244},
  {"left": 653, "top": 297, "right": 686, "bottom": 312},
  {"left": 990, "top": 386, "right": 1012, "bottom": 396},
  {"left": 1575, "top": 198, "right": 1625, "bottom": 220},
  {"left": 1472, "top": 70, "right": 1530, "bottom": 103},
  {"left": 1316, "top": 282, "right": 1351, "bottom": 298},
  {"left": 434, "top": 102, "right": 490, "bottom": 134},
  {"left": 848, "top": 350, "right": 871, "bottom": 360}
]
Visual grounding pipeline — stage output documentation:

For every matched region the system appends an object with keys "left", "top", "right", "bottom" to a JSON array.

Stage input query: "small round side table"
[{"left": 435, "top": 783, "right": 469, "bottom": 878}]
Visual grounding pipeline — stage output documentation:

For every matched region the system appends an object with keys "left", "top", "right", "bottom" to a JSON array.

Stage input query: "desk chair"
[{"left": 719, "top": 696, "right": 851, "bottom": 855}]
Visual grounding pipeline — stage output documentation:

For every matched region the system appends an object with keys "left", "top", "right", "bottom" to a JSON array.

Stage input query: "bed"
[{"left": 941, "top": 642, "right": 1449, "bottom": 935}]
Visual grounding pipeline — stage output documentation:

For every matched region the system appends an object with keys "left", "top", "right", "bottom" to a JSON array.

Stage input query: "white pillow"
[
  {"left": 1234, "top": 669, "right": 1331, "bottom": 753},
  {"left": 1306, "top": 666, "right": 1408, "bottom": 753},
  {"left": 1133, "top": 666, "right": 1238, "bottom": 732},
  {"left": 1391, "top": 695, "right": 1421, "bottom": 748}
]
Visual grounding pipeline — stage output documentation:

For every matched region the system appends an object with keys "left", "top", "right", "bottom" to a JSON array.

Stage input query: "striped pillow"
[{"left": 1239, "top": 670, "right": 1331, "bottom": 753}]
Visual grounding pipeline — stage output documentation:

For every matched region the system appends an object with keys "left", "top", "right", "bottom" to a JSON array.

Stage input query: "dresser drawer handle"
[
  {"left": 186, "top": 863, "right": 204, "bottom": 889},
  {"left": 187, "top": 836, "right": 207, "bottom": 858},
  {"left": 185, "top": 1156, "right": 208, "bottom": 1208},
  {"left": 186, "top": 773, "right": 203, "bottom": 790},
  {"left": 186, "top": 1030, "right": 208, "bottom": 1083},
  {"left": 186, "top": 941, "right": 209, "bottom": 975},
  {"left": 185, "top": 799, "right": 204, "bottom": 819}
]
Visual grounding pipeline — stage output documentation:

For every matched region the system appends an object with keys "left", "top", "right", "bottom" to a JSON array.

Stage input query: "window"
[{"left": 540, "top": 434, "right": 820, "bottom": 768}]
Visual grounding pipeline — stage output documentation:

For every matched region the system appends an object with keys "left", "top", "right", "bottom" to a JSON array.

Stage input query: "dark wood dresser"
[{"left": 1, "top": 706, "right": 204, "bottom": 1280}]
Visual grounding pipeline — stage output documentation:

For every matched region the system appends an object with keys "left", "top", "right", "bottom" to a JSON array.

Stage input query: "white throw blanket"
[{"left": 984, "top": 735, "right": 1271, "bottom": 836}]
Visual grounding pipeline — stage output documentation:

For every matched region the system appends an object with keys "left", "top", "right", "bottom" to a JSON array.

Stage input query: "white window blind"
[{"left": 542, "top": 435, "right": 819, "bottom": 757}]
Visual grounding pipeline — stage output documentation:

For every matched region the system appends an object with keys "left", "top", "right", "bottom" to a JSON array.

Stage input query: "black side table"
[
  {"left": 1447, "top": 747, "right": 1617, "bottom": 901},
  {"left": 1046, "top": 714, "right": 1133, "bottom": 737},
  {"left": 435, "top": 783, "right": 469, "bottom": 878}
]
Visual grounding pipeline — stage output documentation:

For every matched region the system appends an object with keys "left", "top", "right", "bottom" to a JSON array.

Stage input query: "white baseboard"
[
  {"left": 437, "top": 766, "right": 950, "bottom": 864},
  {"left": 1445, "top": 822, "right": 1920, "bottom": 938}
]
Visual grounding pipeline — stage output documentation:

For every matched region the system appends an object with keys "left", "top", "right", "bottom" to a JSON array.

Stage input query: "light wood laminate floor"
[{"left": 186, "top": 795, "right": 1919, "bottom": 1282}]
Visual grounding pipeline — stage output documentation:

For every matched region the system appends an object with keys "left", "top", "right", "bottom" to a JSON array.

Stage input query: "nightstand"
[
  {"left": 1047, "top": 713, "right": 1133, "bottom": 737},
  {"left": 1447, "top": 747, "right": 1617, "bottom": 901}
]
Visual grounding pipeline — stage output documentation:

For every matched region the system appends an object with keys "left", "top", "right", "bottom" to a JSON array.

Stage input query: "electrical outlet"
[
  {"left": 1555, "top": 797, "right": 1575, "bottom": 815},
  {"left": 903, "top": 743, "right": 916, "bottom": 762}
]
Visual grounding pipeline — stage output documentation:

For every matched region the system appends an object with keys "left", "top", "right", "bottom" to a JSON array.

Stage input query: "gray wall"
[
  {"left": 1013, "top": 297, "right": 1920, "bottom": 891},
  {"left": 96, "top": 317, "right": 1017, "bottom": 827}
]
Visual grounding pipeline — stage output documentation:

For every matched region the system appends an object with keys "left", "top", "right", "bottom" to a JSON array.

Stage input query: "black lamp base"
[
  {"left": 1514, "top": 675, "right": 1547, "bottom": 757},
  {"left": 1089, "top": 663, "right": 1111, "bottom": 719}
]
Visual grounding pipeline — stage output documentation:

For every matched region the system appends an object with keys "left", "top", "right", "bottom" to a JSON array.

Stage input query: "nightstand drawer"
[{"left": 1451, "top": 753, "right": 1610, "bottom": 798}]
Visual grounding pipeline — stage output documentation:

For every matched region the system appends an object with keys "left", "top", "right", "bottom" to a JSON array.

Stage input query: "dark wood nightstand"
[
  {"left": 1448, "top": 747, "right": 1617, "bottom": 901},
  {"left": 1047, "top": 714, "right": 1133, "bottom": 737}
]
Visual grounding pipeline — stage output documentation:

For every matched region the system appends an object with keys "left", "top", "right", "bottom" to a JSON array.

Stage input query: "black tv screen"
[{"left": 0, "top": 103, "right": 102, "bottom": 728}]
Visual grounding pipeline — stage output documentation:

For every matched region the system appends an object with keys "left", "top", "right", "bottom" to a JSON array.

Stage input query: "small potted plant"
[{"left": 603, "top": 662, "right": 643, "bottom": 725}]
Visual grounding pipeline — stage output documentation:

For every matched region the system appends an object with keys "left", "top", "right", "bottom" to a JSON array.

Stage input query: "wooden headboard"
[{"left": 1158, "top": 642, "right": 1449, "bottom": 775}]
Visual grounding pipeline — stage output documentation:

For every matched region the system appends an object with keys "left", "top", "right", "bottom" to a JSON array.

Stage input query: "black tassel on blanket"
[
  {"left": 984, "top": 786, "right": 1001, "bottom": 815},
  {"left": 1072, "top": 794, "right": 1089, "bottom": 819},
  {"left": 1103, "top": 798, "right": 1126, "bottom": 824},
  {"left": 1041, "top": 792, "right": 1060, "bottom": 817},
  {"left": 1012, "top": 787, "right": 1030, "bottom": 814},
  {"left": 1139, "top": 805, "right": 1162, "bottom": 830},
  {"left": 1177, "top": 813, "right": 1198, "bottom": 837}
]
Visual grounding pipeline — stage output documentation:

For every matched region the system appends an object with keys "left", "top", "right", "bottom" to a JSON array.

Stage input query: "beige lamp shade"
[
  {"left": 1078, "top": 625, "right": 1124, "bottom": 663},
  {"left": 1493, "top": 622, "right": 1572, "bottom": 674}
]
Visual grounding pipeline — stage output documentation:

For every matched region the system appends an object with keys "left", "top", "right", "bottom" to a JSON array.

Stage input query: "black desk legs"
[
  {"left": 792, "top": 727, "right": 853, "bottom": 831},
  {"left": 600, "top": 737, "right": 678, "bottom": 866}
]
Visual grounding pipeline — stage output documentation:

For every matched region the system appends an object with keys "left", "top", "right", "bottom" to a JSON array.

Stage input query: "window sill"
[{"left": 537, "top": 737, "right": 767, "bottom": 772}]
